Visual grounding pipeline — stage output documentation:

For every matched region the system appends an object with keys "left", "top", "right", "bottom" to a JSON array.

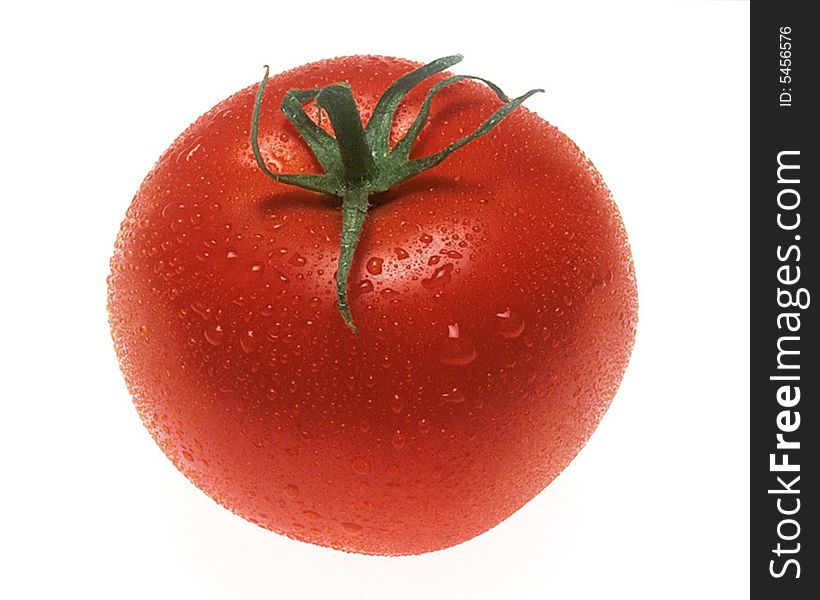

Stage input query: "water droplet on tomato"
[
  {"left": 226, "top": 249, "right": 238, "bottom": 259},
  {"left": 389, "top": 394, "right": 403, "bottom": 414},
  {"left": 495, "top": 308, "right": 525, "bottom": 339},
  {"left": 439, "top": 323, "right": 477, "bottom": 366},
  {"left": 441, "top": 387, "right": 466, "bottom": 404},
  {"left": 289, "top": 253, "right": 307, "bottom": 267},
  {"left": 352, "top": 279, "right": 374, "bottom": 296},
  {"left": 341, "top": 522, "right": 363, "bottom": 535},
  {"left": 161, "top": 202, "right": 185, "bottom": 219},
  {"left": 422, "top": 263, "right": 454, "bottom": 290},
  {"left": 440, "top": 249, "right": 463, "bottom": 259},
  {"left": 178, "top": 141, "right": 203, "bottom": 162},
  {"left": 204, "top": 324, "right": 225, "bottom": 346},
  {"left": 239, "top": 331, "right": 257, "bottom": 353},
  {"left": 394, "top": 247, "right": 409, "bottom": 260},
  {"left": 285, "top": 484, "right": 299, "bottom": 497},
  {"left": 366, "top": 256, "right": 383, "bottom": 275},
  {"left": 420, "top": 233, "right": 433, "bottom": 244},
  {"left": 391, "top": 430, "right": 406, "bottom": 449},
  {"left": 351, "top": 457, "right": 371, "bottom": 475}
]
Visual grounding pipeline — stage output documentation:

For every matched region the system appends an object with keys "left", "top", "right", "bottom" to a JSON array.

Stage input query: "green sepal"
[
  {"left": 364, "top": 54, "right": 463, "bottom": 158},
  {"left": 251, "top": 66, "right": 339, "bottom": 195}
]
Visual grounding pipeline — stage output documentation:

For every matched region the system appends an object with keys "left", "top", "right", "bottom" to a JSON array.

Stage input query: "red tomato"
[{"left": 108, "top": 55, "right": 637, "bottom": 555}]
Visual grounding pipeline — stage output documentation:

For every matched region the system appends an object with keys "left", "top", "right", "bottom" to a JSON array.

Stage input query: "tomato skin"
[{"left": 108, "top": 56, "right": 637, "bottom": 555}]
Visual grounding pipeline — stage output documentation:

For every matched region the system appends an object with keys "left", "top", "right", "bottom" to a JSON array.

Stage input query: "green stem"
[
  {"left": 250, "top": 55, "right": 543, "bottom": 332},
  {"left": 336, "top": 188, "right": 369, "bottom": 333}
]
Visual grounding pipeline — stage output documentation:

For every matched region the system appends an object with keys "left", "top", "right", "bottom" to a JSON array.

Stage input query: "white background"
[{"left": 1, "top": 1, "right": 749, "bottom": 598}]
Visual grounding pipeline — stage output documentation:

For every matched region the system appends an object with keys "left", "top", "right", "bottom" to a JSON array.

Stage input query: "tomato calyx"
[{"left": 251, "top": 55, "right": 543, "bottom": 331}]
